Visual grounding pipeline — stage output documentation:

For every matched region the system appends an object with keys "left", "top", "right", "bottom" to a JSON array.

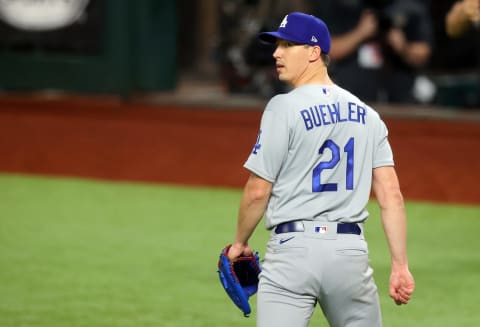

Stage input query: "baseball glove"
[{"left": 217, "top": 244, "right": 261, "bottom": 317}]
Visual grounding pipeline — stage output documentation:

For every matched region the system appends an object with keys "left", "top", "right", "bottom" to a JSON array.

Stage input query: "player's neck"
[{"left": 293, "top": 68, "right": 334, "bottom": 88}]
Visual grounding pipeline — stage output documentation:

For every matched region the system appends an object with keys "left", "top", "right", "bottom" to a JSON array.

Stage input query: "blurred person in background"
[
  {"left": 313, "top": 0, "right": 434, "bottom": 104},
  {"left": 446, "top": 0, "right": 480, "bottom": 37},
  {"left": 218, "top": 0, "right": 308, "bottom": 97},
  {"left": 444, "top": 0, "right": 480, "bottom": 108}
]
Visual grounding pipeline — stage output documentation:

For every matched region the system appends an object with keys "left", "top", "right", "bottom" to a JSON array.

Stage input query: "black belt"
[{"left": 274, "top": 221, "right": 361, "bottom": 235}]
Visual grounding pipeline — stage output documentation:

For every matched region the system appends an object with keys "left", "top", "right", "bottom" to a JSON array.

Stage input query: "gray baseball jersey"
[{"left": 244, "top": 84, "right": 393, "bottom": 229}]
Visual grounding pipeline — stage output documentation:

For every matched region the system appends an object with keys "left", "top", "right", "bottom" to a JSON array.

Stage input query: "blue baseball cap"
[{"left": 259, "top": 12, "right": 331, "bottom": 54}]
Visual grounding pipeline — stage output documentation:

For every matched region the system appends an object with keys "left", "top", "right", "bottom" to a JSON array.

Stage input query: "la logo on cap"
[{"left": 279, "top": 15, "right": 288, "bottom": 28}]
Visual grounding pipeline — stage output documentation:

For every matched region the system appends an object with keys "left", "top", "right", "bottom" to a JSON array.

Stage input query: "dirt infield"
[{"left": 0, "top": 95, "right": 479, "bottom": 205}]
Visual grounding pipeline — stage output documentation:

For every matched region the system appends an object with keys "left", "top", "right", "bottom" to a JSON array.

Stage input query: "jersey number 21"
[{"left": 312, "top": 138, "right": 354, "bottom": 192}]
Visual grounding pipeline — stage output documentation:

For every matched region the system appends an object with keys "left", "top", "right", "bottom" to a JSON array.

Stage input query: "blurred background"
[{"left": 0, "top": 0, "right": 478, "bottom": 109}]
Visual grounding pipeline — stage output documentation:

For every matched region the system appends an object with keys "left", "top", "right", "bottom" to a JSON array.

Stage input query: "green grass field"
[{"left": 1, "top": 173, "right": 479, "bottom": 326}]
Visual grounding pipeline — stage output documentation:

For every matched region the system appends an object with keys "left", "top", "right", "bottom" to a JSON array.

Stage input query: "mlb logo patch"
[{"left": 315, "top": 226, "right": 327, "bottom": 234}]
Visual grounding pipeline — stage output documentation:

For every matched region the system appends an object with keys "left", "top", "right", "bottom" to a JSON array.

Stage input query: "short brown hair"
[{"left": 321, "top": 53, "right": 330, "bottom": 67}]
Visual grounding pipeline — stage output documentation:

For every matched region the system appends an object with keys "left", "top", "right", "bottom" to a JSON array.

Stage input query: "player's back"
[{"left": 245, "top": 84, "right": 393, "bottom": 228}]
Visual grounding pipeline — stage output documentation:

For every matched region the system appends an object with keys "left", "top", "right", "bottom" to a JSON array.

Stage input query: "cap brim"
[{"left": 258, "top": 31, "right": 294, "bottom": 44}]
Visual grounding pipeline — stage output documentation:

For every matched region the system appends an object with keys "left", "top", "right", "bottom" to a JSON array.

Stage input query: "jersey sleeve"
[
  {"left": 373, "top": 119, "right": 394, "bottom": 168},
  {"left": 243, "top": 97, "right": 289, "bottom": 182}
]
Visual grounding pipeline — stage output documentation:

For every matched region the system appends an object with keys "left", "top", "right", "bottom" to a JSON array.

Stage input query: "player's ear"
[{"left": 309, "top": 45, "right": 322, "bottom": 62}]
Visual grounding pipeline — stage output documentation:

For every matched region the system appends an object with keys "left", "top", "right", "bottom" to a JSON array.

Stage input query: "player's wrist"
[
  {"left": 391, "top": 260, "right": 410, "bottom": 271},
  {"left": 233, "top": 233, "right": 249, "bottom": 247},
  {"left": 231, "top": 241, "right": 248, "bottom": 251}
]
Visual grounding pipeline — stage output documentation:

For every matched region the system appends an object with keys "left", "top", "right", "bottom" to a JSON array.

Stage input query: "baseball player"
[{"left": 227, "top": 12, "right": 415, "bottom": 327}]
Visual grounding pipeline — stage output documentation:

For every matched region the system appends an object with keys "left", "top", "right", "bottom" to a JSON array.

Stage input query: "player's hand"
[
  {"left": 389, "top": 266, "right": 415, "bottom": 305},
  {"left": 227, "top": 242, "right": 253, "bottom": 262}
]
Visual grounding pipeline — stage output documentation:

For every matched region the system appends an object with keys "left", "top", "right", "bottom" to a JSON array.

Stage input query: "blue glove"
[{"left": 217, "top": 245, "right": 261, "bottom": 317}]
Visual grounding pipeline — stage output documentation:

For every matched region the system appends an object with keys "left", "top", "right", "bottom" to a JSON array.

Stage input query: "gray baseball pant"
[{"left": 256, "top": 221, "right": 382, "bottom": 327}]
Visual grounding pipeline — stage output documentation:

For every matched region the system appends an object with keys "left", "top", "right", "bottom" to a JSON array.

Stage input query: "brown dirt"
[{"left": 0, "top": 95, "right": 479, "bottom": 205}]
